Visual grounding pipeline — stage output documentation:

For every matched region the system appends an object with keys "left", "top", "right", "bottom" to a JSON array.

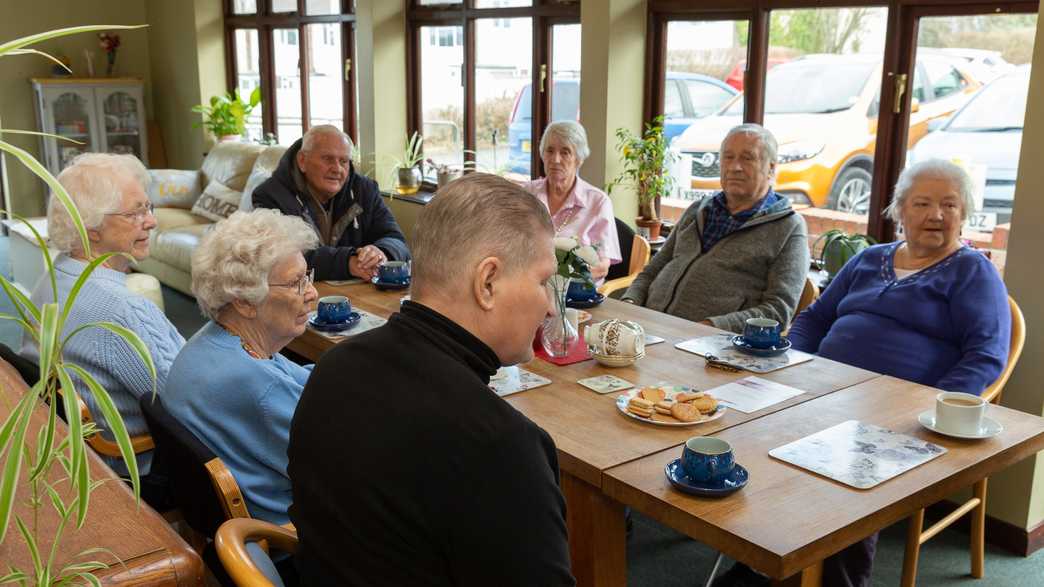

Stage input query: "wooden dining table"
[
  {"left": 0, "top": 361, "right": 203, "bottom": 586},
  {"left": 288, "top": 282, "right": 883, "bottom": 586}
]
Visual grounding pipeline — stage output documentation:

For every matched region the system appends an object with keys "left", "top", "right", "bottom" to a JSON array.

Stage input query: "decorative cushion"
[
  {"left": 147, "top": 170, "right": 203, "bottom": 209},
  {"left": 201, "top": 142, "right": 264, "bottom": 192},
  {"left": 191, "top": 181, "right": 242, "bottom": 222}
]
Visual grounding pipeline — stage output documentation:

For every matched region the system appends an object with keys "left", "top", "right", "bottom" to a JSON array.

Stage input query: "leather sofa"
[{"left": 138, "top": 142, "right": 287, "bottom": 295}]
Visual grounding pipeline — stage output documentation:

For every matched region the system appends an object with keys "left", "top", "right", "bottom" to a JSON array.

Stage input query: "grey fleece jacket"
[{"left": 623, "top": 193, "right": 810, "bottom": 333}]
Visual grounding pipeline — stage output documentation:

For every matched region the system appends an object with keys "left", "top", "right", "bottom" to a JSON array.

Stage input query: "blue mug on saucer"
[
  {"left": 567, "top": 279, "right": 597, "bottom": 302},
  {"left": 378, "top": 261, "right": 410, "bottom": 284},
  {"left": 681, "top": 437, "right": 735, "bottom": 484},
  {"left": 317, "top": 295, "right": 351, "bottom": 324},
  {"left": 742, "top": 317, "right": 782, "bottom": 349}
]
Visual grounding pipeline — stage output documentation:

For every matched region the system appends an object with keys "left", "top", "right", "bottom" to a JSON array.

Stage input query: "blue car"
[{"left": 506, "top": 72, "right": 737, "bottom": 175}]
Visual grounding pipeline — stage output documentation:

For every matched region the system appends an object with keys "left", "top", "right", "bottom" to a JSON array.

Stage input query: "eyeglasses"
[
  {"left": 106, "top": 202, "right": 155, "bottom": 225},
  {"left": 269, "top": 268, "right": 314, "bottom": 296}
]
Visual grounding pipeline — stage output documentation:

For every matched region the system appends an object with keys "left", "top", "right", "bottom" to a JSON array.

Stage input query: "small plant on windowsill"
[
  {"left": 392, "top": 131, "right": 425, "bottom": 196},
  {"left": 0, "top": 24, "right": 156, "bottom": 586},
  {"left": 814, "top": 229, "right": 876, "bottom": 283},
  {"left": 425, "top": 153, "right": 479, "bottom": 189},
  {"left": 192, "top": 87, "right": 262, "bottom": 142},
  {"left": 606, "top": 115, "right": 676, "bottom": 241}
]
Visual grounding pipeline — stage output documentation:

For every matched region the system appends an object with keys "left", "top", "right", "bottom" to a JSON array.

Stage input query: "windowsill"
[{"left": 381, "top": 189, "right": 436, "bottom": 205}]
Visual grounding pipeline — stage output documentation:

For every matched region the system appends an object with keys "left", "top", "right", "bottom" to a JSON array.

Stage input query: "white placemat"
[
  {"left": 489, "top": 366, "right": 551, "bottom": 398},
  {"left": 768, "top": 420, "right": 947, "bottom": 490},
  {"left": 706, "top": 376, "right": 806, "bottom": 413},
  {"left": 675, "top": 333, "right": 813, "bottom": 373},
  {"left": 307, "top": 309, "right": 387, "bottom": 341}
]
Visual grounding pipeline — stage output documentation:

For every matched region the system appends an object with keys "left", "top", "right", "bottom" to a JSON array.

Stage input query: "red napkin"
[{"left": 533, "top": 331, "right": 591, "bottom": 366}]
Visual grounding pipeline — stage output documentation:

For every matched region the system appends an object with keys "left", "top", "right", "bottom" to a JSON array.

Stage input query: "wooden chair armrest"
[
  {"left": 598, "top": 274, "right": 637, "bottom": 297},
  {"left": 58, "top": 387, "right": 154, "bottom": 457},
  {"left": 206, "top": 457, "right": 252, "bottom": 519},
  {"left": 215, "top": 518, "right": 298, "bottom": 587}
]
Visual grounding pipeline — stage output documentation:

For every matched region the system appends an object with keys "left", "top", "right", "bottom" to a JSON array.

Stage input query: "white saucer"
[{"left": 918, "top": 410, "right": 1003, "bottom": 439}]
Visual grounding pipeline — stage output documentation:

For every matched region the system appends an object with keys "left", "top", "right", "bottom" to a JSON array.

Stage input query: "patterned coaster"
[
  {"left": 577, "top": 375, "right": 634, "bottom": 394},
  {"left": 307, "top": 309, "right": 386, "bottom": 341}
]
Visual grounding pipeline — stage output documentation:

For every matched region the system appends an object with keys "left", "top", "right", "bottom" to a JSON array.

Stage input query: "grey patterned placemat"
[
  {"left": 769, "top": 420, "right": 947, "bottom": 489},
  {"left": 675, "top": 333, "right": 813, "bottom": 373},
  {"left": 307, "top": 309, "right": 387, "bottom": 341}
]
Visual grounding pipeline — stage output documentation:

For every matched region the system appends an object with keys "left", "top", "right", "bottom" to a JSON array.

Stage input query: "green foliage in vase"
[{"left": 192, "top": 87, "right": 262, "bottom": 139}]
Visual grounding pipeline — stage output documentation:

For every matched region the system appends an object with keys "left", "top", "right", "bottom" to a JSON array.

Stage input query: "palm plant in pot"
[
  {"left": 814, "top": 229, "right": 877, "bottom": 283},
  {"left": 192, "top": 87, "right": 262, "bottom": 142},
  {"left": 607, "top": 116, "right": 676, "bottom": 241},
  {"left": 393, "top": 131, "right": 425, "bottom": 195},
  {"left": 0, "top": 24, "right": 155, "bottom": 585}
]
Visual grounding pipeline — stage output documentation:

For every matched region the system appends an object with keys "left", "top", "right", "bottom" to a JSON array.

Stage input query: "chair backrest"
[
  {"left": 983, "top": 295, "right": 1026, "bottom": 404},
  {"left": 216, "top": 518, "right": 298, "bottom": 587},
  {"left": 796, "top": 276, "right": 820, "bottom": 316},
  {"left": 0, "top": 343, "right": 39, "bottom": 387},
  {"left": 139, "top": 394, "right": 250, "bottom": 536},
  {"left": 628, "top": 233, "right": 652, "bottom": 276},
  {"left": 606, "top": 218, "right": 636, "bottom": 281}
]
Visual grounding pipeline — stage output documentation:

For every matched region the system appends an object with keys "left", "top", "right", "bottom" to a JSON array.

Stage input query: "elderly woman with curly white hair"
[
  {"left": 20, "top": 153, "right": 184, "bottom": 478},
  {"left": 163, "top": 208, "right": 319, "bottom": 525},
  {"left": 522, "top": 120, "right": 620, "bottom": 280}
]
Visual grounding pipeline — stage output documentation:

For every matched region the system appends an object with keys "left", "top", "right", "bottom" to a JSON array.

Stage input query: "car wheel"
[{"left": 829, "top": 167, "right": 873, "bottom": 215}]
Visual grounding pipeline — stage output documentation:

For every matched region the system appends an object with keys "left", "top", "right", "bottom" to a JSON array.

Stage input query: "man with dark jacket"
[
  {"left": 252, "top": 125, "right": 410, "bottom": 281},
  {"left": 288, "top": 173, "right": 575, "bottom": 586}
]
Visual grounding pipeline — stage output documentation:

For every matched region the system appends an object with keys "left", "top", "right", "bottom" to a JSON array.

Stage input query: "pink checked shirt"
[{"left": 522, "top": 176, "right": 622, "bottom": 265}]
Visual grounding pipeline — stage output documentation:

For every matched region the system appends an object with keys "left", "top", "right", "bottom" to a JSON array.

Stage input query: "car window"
[
  {"left": 664, "top": 81, "right": 685, "bottom": 118},
  {"left": 911, "top": 64, "right": 927, "bottom": 103},
  {"left": 947, "top": 73, "right": 1028, "bottom": 131},
  {"left": 924, "top": 59, "right": 964, "bottom": 99},
  {"left": 551, "top": 81, "right": 580, "bottom": 122},
  {"left": 684, "top": 80, "right": 733, "bottom": 117},
  {"left": 725, "top": 60, "right": 875, "bottom": 115}
]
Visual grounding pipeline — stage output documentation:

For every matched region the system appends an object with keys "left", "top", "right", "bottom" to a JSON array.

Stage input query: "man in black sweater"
[
  {"left": 288, "top": 173, "right": 575, "bottom": 586},
  {"left": 252, "top": 125, "right": 410, "bottom": 281}
]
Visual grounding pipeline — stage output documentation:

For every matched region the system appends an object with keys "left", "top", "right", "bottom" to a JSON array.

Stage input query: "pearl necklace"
[
  {"left": 553, "top": 206, "right": 578, "bottom": 236},
  {"left": 218, "top": 322, "right": 269, "bottom": 360}
]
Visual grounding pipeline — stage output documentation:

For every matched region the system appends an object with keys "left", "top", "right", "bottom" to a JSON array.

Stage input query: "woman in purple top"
[
  {"left": 783, "top": 159, "right": 1011, "bottom": 587},
  {"left": 522, "top": 121, "right": 621, "bottom": 281}
]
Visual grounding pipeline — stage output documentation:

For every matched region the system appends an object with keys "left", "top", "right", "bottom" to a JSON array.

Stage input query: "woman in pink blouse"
[{"left": 522, "top": 121, "right": 621, "bottom": 280}]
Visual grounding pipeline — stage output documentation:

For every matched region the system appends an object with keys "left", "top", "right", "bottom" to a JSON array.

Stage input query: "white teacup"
[
  {"left": 935, "top": 392, "right": 987, "bottom": 435},
  {"left": 585, "top": 319, "right": 645, "bottom": 356}
]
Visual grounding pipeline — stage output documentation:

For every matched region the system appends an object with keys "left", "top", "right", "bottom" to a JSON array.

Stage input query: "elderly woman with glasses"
[
  {"left": 163, "top": 208, "right": 319, "bottom": 525},
  {"left": 522, "top": 120, "right": 620, "bottom": 280},
  {"left": 21, "top": 153, "right": 183, "bottom": 478}
]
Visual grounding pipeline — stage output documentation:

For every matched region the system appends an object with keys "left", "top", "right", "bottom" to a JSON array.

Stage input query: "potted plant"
[
  {"left": 0, "top": 24, "right": 154, "bottom": 584},
  {"left": 425, "top": 153, "right": 479, "bottom": 189},
  {"left": 393, "top": 132, "right": 425, "bottom": 195},
  {"left": 607, "top": 115, "right": 677, "bottom": 241},
  {"left": 192, "top": 87, "right": 262, "bottom": 142},
  {"left": 814, "top": 229, "right": 876, "bottom": 283}
]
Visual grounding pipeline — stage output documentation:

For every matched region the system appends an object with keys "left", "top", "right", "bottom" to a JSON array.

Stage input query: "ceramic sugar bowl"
[{"left": 585, "top": 319, "right": 645, "bottom": 366}]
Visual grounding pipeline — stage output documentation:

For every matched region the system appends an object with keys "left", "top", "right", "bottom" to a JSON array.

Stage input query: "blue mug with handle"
[
  {"left": 681, "top": 437, "right": 735, "bottom": 484},
  {"left": 567, "top": 279, "right": 597, "bottom": 302},
  {"left": 317, "top": 295, "right": 351, "bottom": 324},
  {"left": 377, "top": 261, "right": 410, "bottom": 284},
  {"left": 742, "top": 317, "right": 782, "bottom": 349}
]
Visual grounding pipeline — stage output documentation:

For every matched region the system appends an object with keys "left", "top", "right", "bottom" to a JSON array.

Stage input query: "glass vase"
[{"left": 541, "top": 276, "right": 577, "bottom": 358}]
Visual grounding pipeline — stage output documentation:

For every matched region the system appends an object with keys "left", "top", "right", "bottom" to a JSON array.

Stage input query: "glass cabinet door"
[
  {"left": 52, "top": 91, "right": 95, "bottom": 170},
  {"left": 101, "top": 91, "right": 143, "bottom": 159}
]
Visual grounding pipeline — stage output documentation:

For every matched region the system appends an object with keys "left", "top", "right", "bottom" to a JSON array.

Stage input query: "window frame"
[
  {"left": 406, "top": 0, "right": 581, "bottom": 186},
  {"left": 223, "top": 0, "right": 358, "bottom": 145},
  {"left": 645, "top": 0, "right": 1035, "bottom": 243}
]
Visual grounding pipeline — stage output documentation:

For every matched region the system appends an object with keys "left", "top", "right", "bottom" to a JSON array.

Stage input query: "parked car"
[
  {"left": 506, "top": 73, "right": 737, "bottom": 175},
  {"left": 907, "top": 65, "right": 1030, "bottom": 228},
  {"left": 673, "top": 53, "right": 982, "bottom": 214},
  {"left": 920, "top": 47, "right": 1015, "bottom": 84},
  {"left": 724, "top": 58, "right": 789, "bottom": 91}
]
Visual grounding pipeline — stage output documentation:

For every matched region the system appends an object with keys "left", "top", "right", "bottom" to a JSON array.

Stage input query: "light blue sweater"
[
  {"left": 164, "top": 321, "right": 313, "bottom": 526},
  {"left": 20, "top": 255, "right": 185, "bottom": 475}
]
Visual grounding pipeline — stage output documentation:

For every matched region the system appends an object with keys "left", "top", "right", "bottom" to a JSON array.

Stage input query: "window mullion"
[
  {"left": 464, "top": 18, "right": 477, "bottom": 168},
  {"left": 300, "top": 22, "right": 312, "bottom": 135}
]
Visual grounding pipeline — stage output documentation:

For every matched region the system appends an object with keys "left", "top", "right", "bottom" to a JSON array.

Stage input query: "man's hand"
[{"left": 349, "top": 245, "right": 387, "bottom": 280}]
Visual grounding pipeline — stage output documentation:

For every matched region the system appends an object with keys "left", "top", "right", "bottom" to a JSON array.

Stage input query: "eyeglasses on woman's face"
[
  {"left": 268, "top": 268, "right": 315, "bottom": 296},
  {"left": 106, "top": 202, "right": 155, "bottom": 225}
]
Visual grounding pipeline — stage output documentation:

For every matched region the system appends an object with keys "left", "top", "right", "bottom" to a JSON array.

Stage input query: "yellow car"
[{"left": 673, "top": 53, "right": 981, "bottom": 214}]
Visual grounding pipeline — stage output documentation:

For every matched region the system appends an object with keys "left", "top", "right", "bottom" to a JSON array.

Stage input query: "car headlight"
[{"left": 777, "top": 141, "right": 824, "bottom": 164}]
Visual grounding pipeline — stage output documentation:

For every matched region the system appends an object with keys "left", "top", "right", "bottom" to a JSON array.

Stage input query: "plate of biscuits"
[{"left": 616, "top": 385, "right": 724, "bottom": 427}]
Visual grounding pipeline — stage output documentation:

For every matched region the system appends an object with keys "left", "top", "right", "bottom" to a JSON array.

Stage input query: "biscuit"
[
  {"left": 674, "top": 391, "right": 705, "bottom": 403},
  {"left": 653, "top": 403, "right": 673, "bottom": 415},
  {"left": 639, "top": 387, "right": 666, "bottom": 403},
  {"left": 692, "top": 396, "right": 718, "bottom": 414},
  {"left": 670, "top": 402, "right": 702, "bottom": 422},
  {"left": 628, "top": 397, "right": 654, "bottom": 411},
  {"left": 628, "top": 405, "right": 654, "bottom": 418}
]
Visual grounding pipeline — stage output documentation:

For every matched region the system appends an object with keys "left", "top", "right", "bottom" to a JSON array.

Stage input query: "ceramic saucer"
[
  {"left": 664, "top": 459, "right": 749, "bottom": 497},
  {"left": 308, "top": 312, "right": 361, "bottom": 333},
  {"left": 566, "top": 293, "right": 605, "bottom": 309},
  {"left": 732, "top": 335, "right": 791, "bottom": 357},
  {"left": 371, "top": 276, "right": 410, "bottom": 291},
  {"left": 918, "top": 410, "right": 1003, "bottom": 440}
]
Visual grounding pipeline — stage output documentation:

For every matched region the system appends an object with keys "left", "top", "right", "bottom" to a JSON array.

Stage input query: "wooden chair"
[
  {"left": 216, "top": 518, "right": 298, "bottom": 587},
  {"left": 58, "top": 387, "right": 155, "bottom": 458},
  {"left": 900, "top": 295, "right": 1026, "bottom": 586},
  {"left": 796, "top": 276, "right": 820, "bottom": 316},
  {"left": 600, "top": 218, "right": 652, "bottom": 297}
]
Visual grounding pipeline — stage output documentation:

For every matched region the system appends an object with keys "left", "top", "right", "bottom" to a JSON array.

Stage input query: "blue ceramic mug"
[
  {"left": 567, "top": 279, "right": 597, "bottom": 302},
  {"left": 317, "top": 295, "right": 351, "bottom": 324},
  {"left": 681, "top": 437, "right": 735, "bottom": 484},
  {"left": 378, "top": 261, "right": 410, "bottom": 284},
  {"left": 743, "top": 317, "right": 782, "bottom": 349}
]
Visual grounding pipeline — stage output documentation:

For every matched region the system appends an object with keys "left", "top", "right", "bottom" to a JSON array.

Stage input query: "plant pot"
[
  {"left": 396, "top": 166, "right": 422, "bottom": 195},
  {"left": 218, "top": 134, "right": 242, "bottom": 143},
  {"left": 635, "top": 217, "right": 662, "bottom": 241},
  {"left": 437, "top": 169, "right": 463, "bottom": 188}
]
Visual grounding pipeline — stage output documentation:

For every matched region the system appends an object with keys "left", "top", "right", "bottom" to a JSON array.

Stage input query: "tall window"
[
  {"left": 647, "top": 0, "right": 1035, "bottom": 268},
  {"left": 224, "top": 0, "right": 357, "bottom": 146},
  {"left": 408, "top": 0, "right": 581, "bottom": 183}
]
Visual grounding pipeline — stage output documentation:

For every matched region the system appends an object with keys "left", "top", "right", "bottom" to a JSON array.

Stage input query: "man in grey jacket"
[{"left": 622, "top": 123, "right": 809, "bottom": 333}]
